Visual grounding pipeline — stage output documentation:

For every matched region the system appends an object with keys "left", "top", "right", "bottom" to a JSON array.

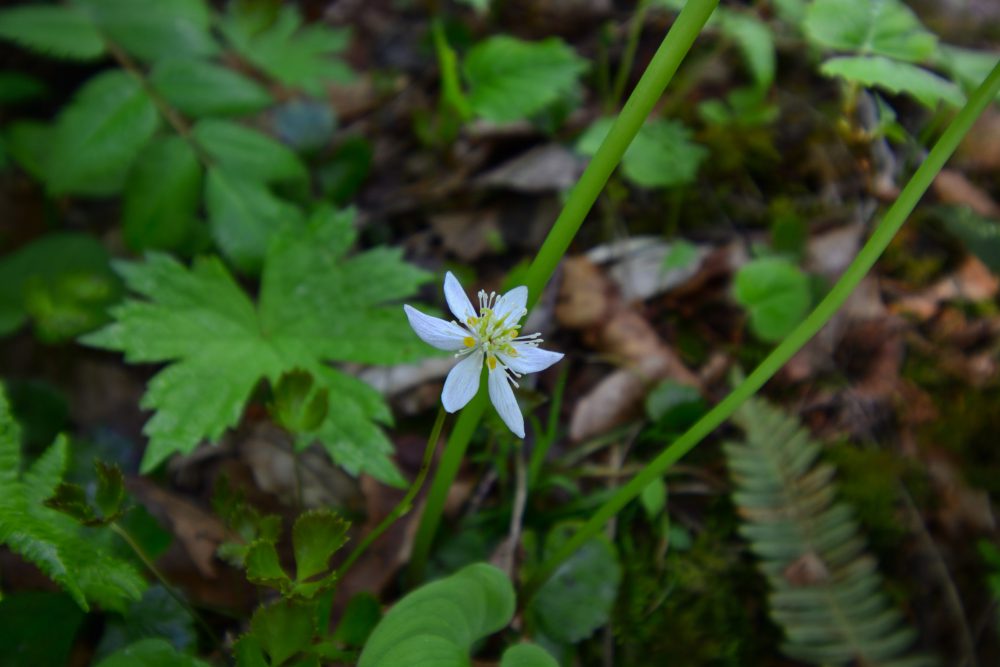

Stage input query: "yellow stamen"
[
  {"left": 487, "top": 355, "right": 497, "bottom": 370},
  {"left": 463, "top": 337, "right": 476, "bottom": 348},
  {"left": 467, "top": 316, "right": 478, "bottom": 326}
]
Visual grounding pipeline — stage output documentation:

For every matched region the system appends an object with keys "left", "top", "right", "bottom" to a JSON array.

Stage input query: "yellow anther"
[
  {"left": 467, "top": 316, "right": 478, "bottom": 326},
  {"left": 487, "top": 355, "right": 497, "bottom": 370},
  {"left": 463, "top": 337, "right": 476, "bottom": 348}
]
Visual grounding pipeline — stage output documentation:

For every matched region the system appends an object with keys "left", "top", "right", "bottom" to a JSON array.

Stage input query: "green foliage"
[
  {"left": 123, "top": 136, "right": 203, "bottom": 253},
  {"left": 577, "top": 117, "right": 706, "bottom": 188},
  {"left": 0, "top": 388, "right": 145, "bottom": 611},
  {"left": 245, "top": 509, "right": 349, "bottom": 599},
  {"left": 0, "top": 71, "right": 47, "bottom": 104},
  {"left": 77, "top": 0, "right": 217, "bottom": 63},
  {"left": 936, "top": 46, "right": 1000, "bottom": 97},
  {"left": 194, "top": 120, "right": 307, "bottom": 186},
  {"left": 820, "top": 56, "right": 964, "bottom": 109},
  {"left": 150, "top": 59, "right": 273, "bottom": 118},
  {"left": 803, "top": 0, "right": 937, "bottom": 62},
  {"left": 94, "top": 638, "right": 211, "bottom": 667},
  {"left": 359, "top": 563, "right": 545, "bottom": 667},
  {"left": 0, "top": 233, "right": 121, "bottom": 342},
  {"left": 0, "top": 592, "right": 85, "bottom": 666},
  {"left": 939, "top": 206, "right": 1000, "bottom": 273},
  {"left": 463, "top": 36, "right": 588, "bottom": 123},
  {"left": 528, "top": 523, "right": 622, "bottom": 644},
  {"left": 245, "top": 601, "right": 318, "bottom": 666},
  {"left": 500, "top": 644, "right": 559, "bottom": 667},
  {"left": 83, "top": 209, "right": 431, "bottom": 481},
  {"left": 221, "top": 6, "right": 354, "bottom": 95},
  {"left": 95, "top": 585, "right": 197, "bottom": 660},
  {"left": 334, "top": 593, "right": 382, "bottom": 649},
  {"left": 718, "top": 11, "right": 775, "bottom": 88},
  {"left": 724, "top": 397, "right": 932, "bottom": 666},
  {"left": 734, "top": 257, "right": 811, "bottom": 342},
  {"left": 0, "top": 5, "right": 104, "bottom": 61},
  {"left": 270, "top": 371, "right": 330, "bottom": 434},
  {"left": 46, "top": 461, "right": 126, "bottom": 526},
  {"left": 46, "top": 70, "right": 160, "bottom": 195}
]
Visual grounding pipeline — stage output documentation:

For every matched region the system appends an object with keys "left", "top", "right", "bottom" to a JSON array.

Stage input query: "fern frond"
[
  {"left": 0, "top": 388, "right": 145, "bottom": 611},
  {"left": 724, "top": 397, "right": 935, "bottom": 667}
]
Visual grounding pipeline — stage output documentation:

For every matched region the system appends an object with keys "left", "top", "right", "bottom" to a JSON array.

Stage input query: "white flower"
[{"left": 404, "top": 272, "right": 564, "bottom": 437}]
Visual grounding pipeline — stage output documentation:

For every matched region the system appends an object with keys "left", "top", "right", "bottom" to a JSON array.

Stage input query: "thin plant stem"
[
  {"left": 338, "top": 408, "right": 446, "bottom": 580},
  {"left": 110, "top": 521, "right": 220, "bottom": 646},
  {"left": 610, "top": 0, "right": 652, "bottom": 108},
  {"left": 522, "top": 59, "right": 1000, "bottom": 602},
  {"left": 528, "top": 362, "right": 569, "bottom": 487},
  {"left": 408, "top": 0, "right": 720, "bottom": 581}
]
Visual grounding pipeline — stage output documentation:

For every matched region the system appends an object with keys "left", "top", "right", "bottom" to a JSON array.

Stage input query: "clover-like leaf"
[{"left": 733, "top": 256, "right": 812, "bottom": 342}]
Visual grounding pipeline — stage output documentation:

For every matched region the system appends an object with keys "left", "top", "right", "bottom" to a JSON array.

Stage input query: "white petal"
[
  {"left": 493, "top": 285, "right": 528, "bottom": 324},
  {"left": 499, "top": 343, "right": 564, "bottom": 374},
  {"left": 404, "top": 305, "right": 470, "bottom": 351},
  {"left": 488, "top": 367, "right": 525, "bottom": 438},
  {"left": 444, "top": 272, "right": 476, "bottom": 323},
  {"left": 441, "top": 349, "right": 483, "bottom": 412}
]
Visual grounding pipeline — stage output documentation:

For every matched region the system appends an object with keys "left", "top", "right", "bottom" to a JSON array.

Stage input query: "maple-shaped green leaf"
[
  {"left": 0, "top": 387, "right": 145, "bottom": 611},
  {"left": 220, "top": 6, "right": 354, "bottom": 96},
  {"left": 803, "top": 0, "right": 937, "bottom": 63},
  {"left": 83, "top": 208, "right": 432, "bottom": 481}
]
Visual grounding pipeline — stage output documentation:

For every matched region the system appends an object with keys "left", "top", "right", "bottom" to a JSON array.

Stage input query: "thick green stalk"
[
  {"left": 522, "top": 60, "right": 1000, "bottom": 601},
  {"left": 408, "top": 0, "right": 720, "bottom": 582}
]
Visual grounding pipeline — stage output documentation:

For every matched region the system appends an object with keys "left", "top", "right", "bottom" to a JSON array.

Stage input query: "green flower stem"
[
  {"left": 109, "top": 521, "right": 220, "bottom": 646},
  {"left": 340, "top": 408, "right": 447, "bottom": 580},
  {"left": 522, "top": 59, "right": 1000, "bottom": 603},
  {"left": 408, "top": 0, "right": 720, "bottom": 582}
]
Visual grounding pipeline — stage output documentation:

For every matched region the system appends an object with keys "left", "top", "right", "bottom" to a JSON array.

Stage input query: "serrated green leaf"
[
  {"left": 734, "top": 256, "right": 811, "bottom": 342},
  {"left": 245, "top": 540, "right": 292, "bottom": 589},
  {"left": 0, "top": 232, "right": 120, "bottom": 340},
  {"left": 249, "top": 600, "right": 316, "bottom": 666},
  {"left": 803, "top": 0, "right": 937, "bottom": 62},
  {"left": 464, "top": 36, "right": 588, "bottom": 123},
  {"left": 45, "top": 482, "right": 95, "bottom": 524},
  {"left": 0, "top": 6, "right": 104, "bottom": 60},
  {"left": 293, "top": 509, "right": 348, "bottom": 582},
  {"left": 151, "top": 59, "right": 273, "bottom": 118},
  {"left": 719, "top": 10, "right": 775, "bottom": 88},
  {"left": 3, "top": 121, "right": 51, "bottom": 182},
  {"left": 195, "top": 119, "right": 307, "bottom": 184},
  {"left": 94, "top": 461, "right": 125, "bottom": 518},
  {"left": 84, "top": 209, "right": 431, "bottom": 481},
  {"left": 0, "top": 388, "right": 145, "bottom": 612},
  {"left": 529, "top": 524, "right": 621, "bottom": 643},
  {"left": 123, "top": 136, "right": 202, "bottom": 252},
  {"left": 577, "top": 117, "right": 706, "bottom": 188},
  {"left": 205, "top": 168, "right": 304, "bottom": 274},
  {"left": 359, "top": 563, "right": 516, "bottom": 667},
  {"left": 820, "top": 55, "right": 965, "bottom": 109},
  {"left": 501, "top": 644, "right": 559, "bottom": 667},
  {"left": 221, "top": 6, "right": 353, "bottom": 95},
  {"left": 47, "top": 70, "right": 159, "bottom": 196},
  {"left": 78, "top": 0, "right": 216, "bottom": 63},
  {"left": 94, "top": 638, "right": 210, "bottom": 667}
]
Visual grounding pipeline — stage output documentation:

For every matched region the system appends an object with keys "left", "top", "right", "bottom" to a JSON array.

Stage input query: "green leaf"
[
  {"left": 577, "top": 118, "right": 707, "bottom": 188},
  {"left": 245, "top": 540, "right": 292, "bottom": 589},
  {"left": 334, "top": 592, "right": 381, "bottom": 648},
  {"left": 733, "top": 256, "right": 811, "bottom": 342},
  {"left": 529, "top": 524, "right": 621, "bottom": 643},
  {"left": 500, "top": 644, "right": 559, "bottom": 667},
  {"left": 0, "top": 592, "right": 85, "bottom": 666},
  {"left": 150, "top": 59, "right": 273, "bottom": 118},
  {"left": 358, "top": 563, "right": 516, "bottom": 667},
  {"left": 936, "top": 45, "right": 1000, "bottom": 98},
  {"left": 94, "top": 638, "right": 210, "bottom": 667},
  {"left": 0, "top": 71, "right": 48, "bottom": 104},
  {"left": 0, "top": 232, "right": 121, "bottom": 341},
  {"left": 221, "top": 6, "right": 354, "bottom": 95},
  {"left": 661, "top": 240, "right": 700, "bottom": 271},
  {"left": 95, "top": 585, "right": 197, "bottom": 660},
  {"left": 293, "top": 509, "right": 349, "bottom": 582},
  {"left": 464, "top": 36, "right": 588, "bottom": 123},
  {"left": 47, "top": 70, "right": 159, "bottom": 196},
  {"left": 640, "top": 477, "right": 667, "bottom": 520},
  {"left": 194, "top": 119, "right": 307, "bottom": 184},
  {"left": 940, "top": 207, "right": 1000, "bottom": 273},
  {"left": 0, "top": 5, "right": 104, "bottom": 60},
  {"left": 820, "top": 55, "right": 965, "bottom": 109},
  {"left": 803, "top": 0, "right": 937, "bottom": 62},
  {"left": 77, "top": 0, "right": 216, "bottom": 63},
  {"left": 123, "top": 136, "right": 203, "bottom": 252},
  {"left": 0, "top": 387, "right": 145, "bottom": 611},
  {"left": 83, "top": 209, "right": 432, "bottom": 481},
  {"left": 94, "top": 461, "right": 126, "bottom": 518},
  {"left": 205, "top": 168, "right": 304, "bottom": 274},
  {"left": 45, "top": 482, "right": 96, "bottom": 524},
  {"left": 271, "top": 371, "right": 329, "bottom": 434},
  {"left": 249, "top": 600, "right": 316, "bottom": 666},
  {"left": 719, "top": 10, "right": 775, "bottom": 88},
  {"left": 3, "top": 121, "right": 52, "bottom": 183}
]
